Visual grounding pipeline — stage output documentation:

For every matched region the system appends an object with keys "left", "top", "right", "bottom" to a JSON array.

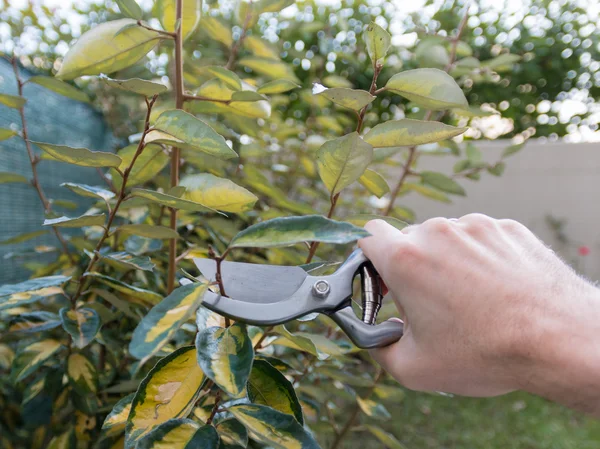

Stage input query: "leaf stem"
[
  {"left": 136, "top": 20, "right": 176, "bottom": 38},
  {"left": 10, "top": 57, "right": 74, "bottom": 263},
  {"left": 167, "top": 0, "right": 185, "bottom": 294},
  {"left": 70, "top": 95, "right": 158, "bottom": 306}
]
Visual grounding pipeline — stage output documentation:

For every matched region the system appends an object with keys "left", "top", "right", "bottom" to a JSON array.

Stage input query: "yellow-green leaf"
[
  {"left": 67, "top": 352, "right": 98, "bottom": 395},
  {"left": 0, "top": 172, "right": 29, "bottom": 184},
  {"left": 345, "top": 214, "right": 407, "bottom": 230},
  {"left": 0, "top": 229, "right": 48, "bottom": 245},
  {"left": 43, "top": 214, "right": 106, "bottom": 228},
  {"left": 125, "top": 346, "right": 206, "bottom": 447},
  {"left": 385, "top": 68, "right": 468, "bottom": 110},
  {"left": 314, "top": 84, "right": 375, "bottom": 111},
  {"left": 56, "top": 19, "right": 163, "bottom": 80},
  {"left": 154, "top": 110, "right": 238, "bottom": 160},
  {"left": 196, "top": 323, "right": 254, "bottom": 397},
  {"left": 130, "top": 188, "right": 217, "bottom": 213},
  {"left": 257, "top": 79, "right": 300, "bottom": 95},
  {"left": 364, "top": 21, "right": 391, "bottom": 66},
  {"left": 61, "top": 182, "right": 115, "bottom": 201},
  {"left": 29, "top": 76, "right": 90, "bottom": 103},
  {"left": 244, "top": 35, "right": 280, "bottom": 59},
  {"left": 8, "top": 311, "right": 61, "bottom": 334},
  {"left": 356, "top": 396, "right": 391, "bottom": 420},
  {"left": 230, "top": 404, "right": 320, "bottom": 449},
  {"left": 503, "top": 142, "right": 525, "bottom": 158},
  {"left": 11, "top": 339, "right": 63, "bottom": 382},
  {"left": 364, "top": 119, "right": 467, "bottom": 147},
  {"left": 271, "top": 325, "right": 328, "bottom": 360},
  {"left": 203, "top": 66, "right": 242, "bottom": 90},
  {"left": 117, "top": 224, "right": 179, "bottom": 239},
  {"left": 100, "top": 251, "right": 155, "bottom": 272},
  {"left": 158, "top": 0, "right": 201, "bottom": 40},
  {"left": 113, "top": 143, "right": 168, "bottom": 188},
  {"left": 201, "top": 16, "right": 233, "bottom": 47},
  {"left": 420, "top": 171, "right": 465, "bottom": 196},
  {"left": 238, "top": 56, "right": 299, "bottom": 82},
  {"left": 359, "top": 169, "right": 389, "bottom": 198},
  {"left": 231, "top": 91, "right": 268, "bottom": 102},
  {"left": 33, "top": 141, "right": 122, "bottom": 168},
  {"left": 247, "top": 360, "right": 304, "bottom": 424},
  {"left": 130, "top": 283, "right": 208, "bottom": 364},
  {"left": 102, "top": 393, "right": 135, "bottom": 437},
  {"left": 179, "top": 173, "right": 257, "bottom": 213},
  {"left": 60, "top": 307, "right": 101, "bottom": 348},
  {"left": 0, "top": 93, "right": 26, "bottom": 109},
  {"left": 230, "top": 215, "right": 369, "bottom": 249},
  {"left": 482, "top": 53, "right": 521, "bottom": 72},
  {"left": 85, "top": 273, "right": 162, "bottom": 305},
  {"left": 217, "top": 419, "right": 248, "bottom": 447},
  {"left": 316, "top": 132, "right": 373, "bottom": 195},
  {"left": 0, "top": 128, "right": 17, "bottom": 141},
  {"left": 365, "top": 425, "right": 406, "bottom": 449},
  {"left": 0, "top": 344, "right": 14, "bottom": 370},
  {"left": 47, "top": 429, "right": 75, "bottom": 449},
  {"left": 116, "top": 0, "right": 142, "bottom": 20},
  {"left": 137, "top": 420, "right": 218, "bottom": 449},
  {"left": 100, "top": 75, "right": 168, "bottom": 96}
]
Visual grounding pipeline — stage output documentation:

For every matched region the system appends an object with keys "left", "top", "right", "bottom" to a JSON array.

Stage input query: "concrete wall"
[{"left": 391, "top": 140, "right": 600, "bottom": 279}]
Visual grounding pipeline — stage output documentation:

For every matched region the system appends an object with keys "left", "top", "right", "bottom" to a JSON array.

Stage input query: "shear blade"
[{"left": 193, "top": 258, "right": 308, "bottom": 304}]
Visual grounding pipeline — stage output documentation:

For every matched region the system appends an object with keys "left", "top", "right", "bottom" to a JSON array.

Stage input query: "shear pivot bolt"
[{"left": 312, "top": 280, "right": 330, "bottom": 298}]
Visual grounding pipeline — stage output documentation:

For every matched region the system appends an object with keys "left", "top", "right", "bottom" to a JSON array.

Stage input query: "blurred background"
[{"left": 1, "top": 0, "right": 600, "bottom": 447}]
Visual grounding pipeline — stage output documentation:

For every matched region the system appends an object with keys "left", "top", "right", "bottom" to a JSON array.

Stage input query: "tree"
[{"left": 0, "top": 1, "right": 523, "bottom": 448}]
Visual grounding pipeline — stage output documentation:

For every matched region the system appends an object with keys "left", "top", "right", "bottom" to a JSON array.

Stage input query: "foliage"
[{"left": 0, "top": 1, "right": 529, "bottom": 448}]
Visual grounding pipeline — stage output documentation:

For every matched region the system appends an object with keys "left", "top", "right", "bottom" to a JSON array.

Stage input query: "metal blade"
[{"left": 193, "top": 258, "right": 308, "bottom": 304}]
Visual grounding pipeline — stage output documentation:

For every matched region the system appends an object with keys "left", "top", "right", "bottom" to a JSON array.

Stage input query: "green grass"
[{"left": 387, "top": 391, "right": 600, "bottom": 449}]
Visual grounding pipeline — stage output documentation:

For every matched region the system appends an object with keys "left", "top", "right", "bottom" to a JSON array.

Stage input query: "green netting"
[{"left": 0, "top": 59, "right": 118, "bottom": 284}]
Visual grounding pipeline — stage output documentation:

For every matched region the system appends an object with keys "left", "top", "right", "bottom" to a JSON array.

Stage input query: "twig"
[
  {"left": 206, "top": 389, "right": 222, "bottom": 425},
  {"left": 136, "top": 20, "right": 176, "bottom": 38},
  {"left": 305, "top": 193, "right": 339, "bottom": 263},
  {"left": 253, "top": 326, "right": 273, "bottom": 350},
  {"left": 444, "top": 4, "right": 471, "bottom": 72},
  {"left": 70, "top": 95, "right": 158, "bottom": 306},
  {"left": 10, "top": 57, "right": 74, "bottom": 263},
  {"left": 225, "top": 3, "right": 253, "bottom": 70},
  {"left": 167, "top": 0, "right": 185, "bottom": 294},
  {"left": 96, "top": 168, "right": 117, "bottom": 194}
]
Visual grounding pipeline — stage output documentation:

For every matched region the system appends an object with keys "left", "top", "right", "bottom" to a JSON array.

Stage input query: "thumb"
[{"left": 369, "top": 331, "right": 418, "bottom": 389}]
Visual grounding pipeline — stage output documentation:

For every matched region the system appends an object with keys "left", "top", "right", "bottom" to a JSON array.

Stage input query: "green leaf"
[
  {"left": 231, "top": 91, "right": 268, "bottom": 102},
  {"left": 130, "top": 283, "right": 208, "bottom": 364},
  {"left": 365, "top": 425, "right": 406, "bottom": 449},
  {"left": 8, "top": 311, "right": 61, "bottom": 334},
  {"left": 247, "top": 360, "right": 304, "bottom": 424},
  {"left": 230, "top": 404, "right": 321, "bottom": 449},
  {"left": 67, "top": 352, "right": 98, "bottom": 395},
  {"left": 125, "top": 236, "right": 163, "bottom": 256},
  {"left": 0, "top": 344, "right": 14, "bottom": 370},
  {"left": 116, "top": 0, "right": 142, "bottom": 20},
  {"left": 56, "top": 19, "right": 162, "bottom": 79},
  {"left": 113, "top": 143, "right": 168, "bottom": 188},
  {"left": 59, "top": 307, "right": 101, "bottom": 348},
  {"left": 126, "top": 346, "right": 206, "bottom": 448},
  {"left": 92, "top": 288, "right": 140, "bottom": 320},
  {"left": 0, "top": 275, "right": 69, "bottom": 297},
  {"left": 61, "top": 182, "right": 115, "bottom": 201},
  {"left": 137, "top": 420, "right": 218, "bottom": 449},
  {"left": 195, "top": 323, "right": 254, "bottom": 397},
  {"left": 33, "top": 141, "right": 122, "bottom": 168},
  {"left": 315, "top": 85, "right": 375, "bottom": 111},
  {"left": 364, "top": 21, "right": 391, "bottom": 66},
  {"left": 359, "top": 169, "right": 389, "bottom": 198},
  {"left": 130, "top": 188, "right": 217, "bottom": 213},
  {"left": 385, "top": 68, "right": 468, "bottom": 110},
  {"left": 117, "top": 224, "right": 179, "bottom": 239},
  {"left": 420, "top": 171, "right": 466, "bottom": 196},
  {"left": 502, "top": 142, "right": 524, "bottom": 158},
  {"left": 238, "top": 56, "right": 300, "bottom": 82},
  {"left": 364, "top": 119, "right": 466, "bottom": 147},
  {"left": 47, "top": 429, "right": 75, "bottom": 449},
  {"left": 158, "top": 0, "right": 201, "bottom": 40},
  {"left": 416, "top": 44, "right": 450, "bottom": 68},
  {"left": 316, "top": 132, "right": 373, "bottom": 195},
  {"left": 102, "top": 393, "right": 135, "bottom": 437},
  {"left": 271, "top": 325, "right": 329, "bottom": 360},
  {"left": 453, "top": 105, "right": 497, "bottom": 117},
  {"left": 403, "top": 183, "right": 451, "bottom": 203},
  {"left": 345, "top": 214, "right": 407, "bottom": 230},
  {"left": 202, "top": 16, "right": 233, "bottom": 47},
  {"left": 0, "top": 93, "right": 26, "bottom": 109},
  {"left": 154, "top": 110, "right": 238, "bottom": 160},
  {"left": 0, "top": 229, "right": 48, "bottom": 245},
  {"left": 230, "top": 215, "right": 369, "bottom": 249},
  {"left": 0, "top": 128, "right": 17, "bottom": 141},
  {"left": 203, "top": 66, "right": 242, "bottom": 90},
  {"left": 244, "top": 34, "right": 280, "bottom": 59},
  {"left": 0, "top": 172, "right": 29, "bottom": 184},
  {"left": 488, "top": 161, "right": 506, "bottom": 176},
  {"left": 482, "top": 53, "right": 521, "bottom": 72},
  {"left": 217, "top": 419, "right": 248, "bottom": 448},
  {"left": 373, "top": 384, "right": 406, "bottom": 401},
  {"left": 465, "top": 143, "right": 482, "bottom": 164},
  {"left": 100, "top": 251, "right": 155, "bottom": 271},
  {"left": 43, "top": 214, "right": 106, "bottom": 228},
  {"left": 11, "top": 339, "right": 62, "bottom": 382},
  {"left": 257, "top": 79, "right": 300, "bottom": 94},
  {"left": 100, "top": 75, "right": 168, "bottom": 96},
  {"left": 28, "top": 76, "right": 90, "bottom": 103},
  {"left": 85, "top": 273, "right": 162, "bottom": 305},
  {"left": 179, "top": 173, "right": 257, "bottom": 213},
  {"left": 356, "top": 396, "right": 391, "bottom": 420}
]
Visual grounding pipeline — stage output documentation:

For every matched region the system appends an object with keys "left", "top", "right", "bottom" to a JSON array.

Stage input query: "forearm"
[{"left": 517, "top": 281, "right": 600, "bottom": 415}]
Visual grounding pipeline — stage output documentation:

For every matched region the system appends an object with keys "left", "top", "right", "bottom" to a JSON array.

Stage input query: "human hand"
[{"left": 359, "top": 214, "right": 600, "bottom": 402}]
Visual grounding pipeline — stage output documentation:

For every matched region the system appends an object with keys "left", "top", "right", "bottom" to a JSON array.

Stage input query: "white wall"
[{"left": 388, "top": 140, "right": 600, "bottom": 279}]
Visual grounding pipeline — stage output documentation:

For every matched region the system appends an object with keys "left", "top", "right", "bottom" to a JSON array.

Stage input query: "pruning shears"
[{"left": 193, "top": 249, "right": 403, "bottom": 349}]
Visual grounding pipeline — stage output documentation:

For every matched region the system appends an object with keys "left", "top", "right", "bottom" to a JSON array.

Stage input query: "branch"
[
  {"left": 225, "top": 3, "right": 253, "bottom": 70},
  {"left": 70, "top": 95, "right": 158, "bottom": 306},
  {"left": 10, "top": 57, "right": 74, "bottom": 263},
  {"left": 96, "top": 168, "right": 118, "bottom": 194}
]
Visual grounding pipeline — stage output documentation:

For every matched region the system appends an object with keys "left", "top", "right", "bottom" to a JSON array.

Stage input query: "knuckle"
[
  {"left": 423, "top": 217, "right": 454, "bottom": 236},
  {"left": 461, "top": 213, "right": 497, "bottom": 234},
  {"left": 390, "top": 241, "right": 422, "bottom": 266},
  {"left": 499, "top": 219, "right": 524, "bottom": 233}
]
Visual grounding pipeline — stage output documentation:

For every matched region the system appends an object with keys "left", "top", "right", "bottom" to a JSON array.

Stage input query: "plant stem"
[
  {"left": 384, "top": 5, "right": 470, "bottom": 217},
  {"left": 253, "top": 326, "right": 273, "bottom": 350},
  {"left": 225, "top": 4, "right": 253, "bottom": 71},
  {"left": 96, "top": 167, "right": 117, "bottom": 193},
  {"left": 206, "top": 389, "right": 222, "bottom": 425},
  {"left": 167, "top": 0, "right": 185, "bottom": 294},
  {"left": 70, "top": 96, "right": 158, "bottom": 305},
  {"left": 305, "top": 193, "right": 339, "bottom": 263},
  {"left": 10, "top": 57, "right": 74, "bottom": 262},
  {"left": 328, "top": 369, "right": 383, "bottom": 449}
]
